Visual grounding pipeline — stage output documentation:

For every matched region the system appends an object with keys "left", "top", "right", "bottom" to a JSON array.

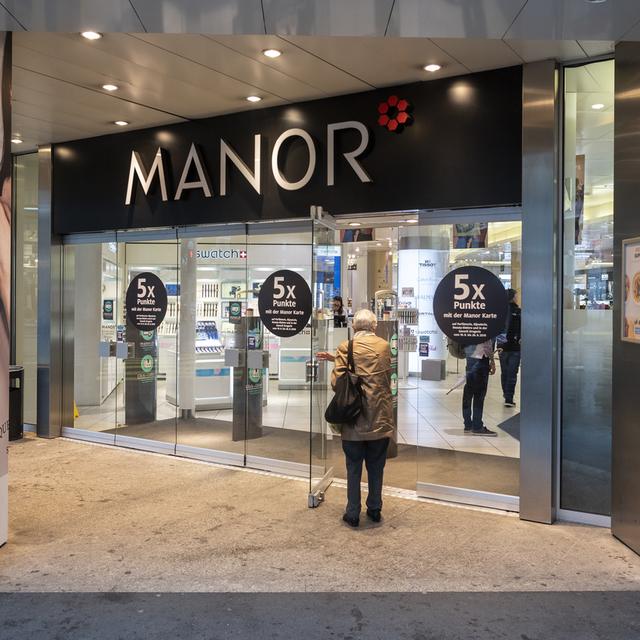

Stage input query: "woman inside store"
[
  {"left": 317, "top": 309, "right": 394, "bottom": 527},
  {"left": 332, "top": 295, "right": 348, "bottom": 328}
]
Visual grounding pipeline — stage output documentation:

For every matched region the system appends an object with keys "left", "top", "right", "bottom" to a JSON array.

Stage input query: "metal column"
[{"left": 520, "top": 61, "right": 560, "bottom": 524}]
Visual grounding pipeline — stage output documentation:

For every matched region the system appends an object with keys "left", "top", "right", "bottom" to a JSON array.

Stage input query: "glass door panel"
[
  {"left": 65, "top": 239, "right": 119, "bottom": 441},
  {"left": 310, "top": 218, "right": 340, "bottom": 500},
  {"left": 416, "top": 216, "right": 521, "bottom": 508},
  {"left": 174, "top": 229, "right": 247, "bottom": 463},
  {"left": 244, "top": 224, "right": 313, "bottom": 474},
  {"left": 115, "top": 233, "right": 179, "bottom": 452}
]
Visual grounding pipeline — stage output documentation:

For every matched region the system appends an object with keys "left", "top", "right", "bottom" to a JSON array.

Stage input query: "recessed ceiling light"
[
  {"left": 102, "top": 84, "right": 118, "bottom": 91},
  {"left": 114, "top": 120, "right": 129, "bottom": 126},
  {"left": 246, "top": 95, "right": 262, "bottom": 103},
  {"left": 81, "top": 31, "right": 102, "bottom": 40},
  {"left": 586, "top": 0, "right": 607, "bottom": 4},
  {"left": 355, "top": 247, "right": 360, "bottom": 252},
  {"left": 591, "top": 103, "right": 605, "bottom": 110},
  {"left": 376, "top": 242, "right": 382, "bottom": 247},
  {"left": 424, "top": 64, "right": 442, "bottom": 73},
  {"left": 11, "top": 137, "right": 22, "bottom": 144},
  {"left": 262, "top": 49, "right": 282, "bottom": 58},
  {"left": 349, "top": 222, "right": 361, "bottom": 227}
]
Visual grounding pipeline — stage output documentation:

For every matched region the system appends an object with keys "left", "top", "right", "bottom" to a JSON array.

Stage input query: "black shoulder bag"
[{"left": 324, "top": 339, "right": 363, "bottom": 425}]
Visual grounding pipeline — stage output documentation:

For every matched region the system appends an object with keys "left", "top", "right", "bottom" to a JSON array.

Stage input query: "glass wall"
[
  {"left": 13, "top": 153, "right": 38, "bottom": 425},
  {"left": 562, "top": 60, "right": 614, "bottom": 515}
]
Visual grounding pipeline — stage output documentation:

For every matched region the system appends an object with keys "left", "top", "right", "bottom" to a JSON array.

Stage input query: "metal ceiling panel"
[
  {"left": 213, "top": 34, "right": 371, "bottom": 94},
  {"left": 283, "top": 36, "right": 467, "bottom": 86},
  {"left": 130, "top": 0, "right": 265, "bottom": 34},
  {"left": 137, "top": 33, "right": 329, "bottom": 101},
  {"left": 432, "top": 38, "right": 523, "bottom": 72},
  {"left": 14, "top": 33, "right": 286, "bottom": 120},
  {"left": 578, "top": 41, "right": 614, "bottom": 58},
  {"left": 0, "top": 6, "right": 25, "bottom": 30},
  {"left": 387, "top": 0, "right": 527, "bottom": 38},
  {"left": 262, "top": 0, "right": 394, "bottom": 36},
  {"left": 2, "top": 0, "right": 143, "bottom": 32},
  {"left": 505, "top": 0, "right": 640, "bottom": 42},
  {"left": 505, "top": 39, "right": 586, "bottom": 63}
]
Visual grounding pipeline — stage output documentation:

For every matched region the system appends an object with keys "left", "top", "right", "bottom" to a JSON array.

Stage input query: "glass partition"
[
  {"left": 416, "top": 217, "right": 522, "bottom": 506},
  {"left": 13, "top": 153, "right": 39, "bottom": 425},
  {"left": 561, "top": 60, "right": 614, "bottom": 515}
]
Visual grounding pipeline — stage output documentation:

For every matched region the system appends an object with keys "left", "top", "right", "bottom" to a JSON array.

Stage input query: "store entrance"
[
  {"left": 62, "top": 209, "right": 522, "bottom": 510},
  {"left": 325, "top": 209, "right": 522, "bottom": 509}
]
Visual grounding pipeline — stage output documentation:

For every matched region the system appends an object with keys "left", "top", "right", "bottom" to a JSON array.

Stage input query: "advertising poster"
[
  {"left": 452, "top": 223, "right": 488, "bottom": 249},
  {"left": 622, "top": 238, "right": 640, "bottom": 342},
  {"left": 258, "top": 270, "right": 312, "bottom": 338},
  {"left": 0, "top": 33, "right": 10, "bottom": 547},
  {"left": 340, "top": 228, "right": 374, "bottom": 242},
  {"left": 433, "top": 266, "right": 508, "bottom": 345}
]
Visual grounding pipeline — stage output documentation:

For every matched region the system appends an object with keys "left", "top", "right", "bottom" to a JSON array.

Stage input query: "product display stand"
[
  {"left": 231, "top": 317, "right": 264, "bottom": 442},
  {"left": 125, "top": 322, "right": 158, "bottom": 425}
]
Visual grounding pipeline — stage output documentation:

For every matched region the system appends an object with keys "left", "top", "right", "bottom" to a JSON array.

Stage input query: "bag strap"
[{"left": 347, "top": 339, "right": 355, "bottom": 373}]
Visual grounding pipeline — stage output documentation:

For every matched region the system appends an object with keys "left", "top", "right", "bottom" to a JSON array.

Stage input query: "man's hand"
[
  {"left": 316, "top": 351, "right": 335, "bottom": 362},
  {"left": 489, "top": 359, "right": 496, "bottom": 375}
]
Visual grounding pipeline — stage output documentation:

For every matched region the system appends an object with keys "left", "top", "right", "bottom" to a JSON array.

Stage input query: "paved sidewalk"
[{"left": 2, "top": 435, "right": 639, "bottom": 593}]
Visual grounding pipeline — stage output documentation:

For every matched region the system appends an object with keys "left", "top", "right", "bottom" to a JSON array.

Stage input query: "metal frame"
[
  {"left": 416, "top": 483, "right": 519, "bottom": 512},
  {"left": 520, "top": 60, "right": 560, "bottom": 524}
]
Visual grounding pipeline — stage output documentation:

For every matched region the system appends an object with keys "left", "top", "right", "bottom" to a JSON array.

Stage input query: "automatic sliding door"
[
  {"left": 174, "top": 228, "right": 247, "bottom": 464},
  {"left": 244, "top": 223, "right": 313, "bottom": 474},
  {"left": 115, "top": 233, "right": 179, "bottom": 453},
  {"left": 415, "top": 216, "right": 521, "bottom": 509}
]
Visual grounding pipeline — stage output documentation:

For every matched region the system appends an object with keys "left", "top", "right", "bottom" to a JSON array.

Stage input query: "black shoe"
[
  {"left": 504, "top": 401, "right": 516, "bottom": 408},
  {"left": 464, "top": 426, "right": 472, "bottom": 433},
  {"left": 342, "top": 513, "right": 359, "bottom": 527},
  {"left": 366, "top": 509, "right": 381, "bottom": 523},
  {"left": 472, "top": 427, "right": 498, "bottom": 437}
]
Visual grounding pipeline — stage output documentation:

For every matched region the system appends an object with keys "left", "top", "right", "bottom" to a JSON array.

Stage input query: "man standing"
[
  {"left": 498, "top": 289, "right": 521, "bottom": 408},
  {"left": 462, "top": 338, "right": 497, "bottom": 436}
]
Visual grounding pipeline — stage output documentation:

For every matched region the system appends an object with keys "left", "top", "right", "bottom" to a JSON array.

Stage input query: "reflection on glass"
[{"left": 561, "top": 60, "right": 613, "bottom": 515}]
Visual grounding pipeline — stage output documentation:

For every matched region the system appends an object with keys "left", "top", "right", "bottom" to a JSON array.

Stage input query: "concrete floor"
[{"left": 2, "top": 434, "right": 639, "bottom": 595}]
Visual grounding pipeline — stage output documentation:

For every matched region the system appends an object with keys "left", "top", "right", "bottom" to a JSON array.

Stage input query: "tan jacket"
[{"left": 331, "top": 331, "right": 395, "bottom": 441}]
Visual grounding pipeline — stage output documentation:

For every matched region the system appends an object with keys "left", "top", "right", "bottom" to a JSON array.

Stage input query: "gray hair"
[{"left": 353, "top": 309, "right": 377, "bottom": 332}]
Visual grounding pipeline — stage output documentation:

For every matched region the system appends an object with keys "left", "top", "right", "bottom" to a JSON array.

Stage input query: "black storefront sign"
[
  {"left": 433, "top": 266, "right": 508, "bottom": 345},
  {"left": 125, "top": 272, "right": 168, "bottom": 330},
  {"left": 258, "top": 270, "right": 312, "bottom": 338},
  {"left": 52, "top": 66, "right": 522, "bottom": 234}
]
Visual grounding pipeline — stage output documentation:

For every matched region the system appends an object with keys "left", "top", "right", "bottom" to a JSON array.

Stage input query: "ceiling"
[
  {"left": 8, "top": 1, "right": 633, "bottom": 152},
  {"left": 11, "top": 28, "right": 616, "bottom": 152}
]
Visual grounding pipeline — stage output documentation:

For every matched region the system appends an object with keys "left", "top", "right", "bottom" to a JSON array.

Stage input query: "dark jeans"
[
  {"left": 499, "top": 350, "right": 521, "bottom": 403},
  {"left": 342, "top": 438, "right": 390, "bottom": 519},
  {"left": 462, "top": 357, "right": 490, "bottom": 431}
]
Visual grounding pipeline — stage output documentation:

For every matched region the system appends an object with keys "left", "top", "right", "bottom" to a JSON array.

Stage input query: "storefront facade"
[{"left": 9, "top": 40, "right": 634, "bottom": 552}]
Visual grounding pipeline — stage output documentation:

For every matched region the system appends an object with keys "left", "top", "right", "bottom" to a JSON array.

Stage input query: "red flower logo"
[{"left": 377, "top": 95, "right": 413, "bottom": 133}]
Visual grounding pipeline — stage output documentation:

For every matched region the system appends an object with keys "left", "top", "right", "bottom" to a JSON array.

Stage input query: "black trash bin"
[{"left": 9, "top": 365, "right": 24, "bottom": 441}]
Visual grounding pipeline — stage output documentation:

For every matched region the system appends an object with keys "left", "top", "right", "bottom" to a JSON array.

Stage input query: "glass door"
[
  {"left": 115, "top": 232, "right": 180, "bottom": 453},
  {"left": 415, "top": 214, "right": 522, "bottom": 510},
  {"left": 309, "top": 214, "right": 341, "bottom": 505}
]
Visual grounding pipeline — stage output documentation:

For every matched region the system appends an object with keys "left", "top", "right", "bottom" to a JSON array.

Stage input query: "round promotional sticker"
[
  {"left": 140, "top": 355, "right": 154, "bottom": 373},
  {"left": 433, "top": 266, "right": 508, "bottom": 345},
  {"left": 258, "top": 269, "right": 312, "bottom": 338},
  {"left": 125, "top": 272, "right": 168, "bottom": 330}
]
